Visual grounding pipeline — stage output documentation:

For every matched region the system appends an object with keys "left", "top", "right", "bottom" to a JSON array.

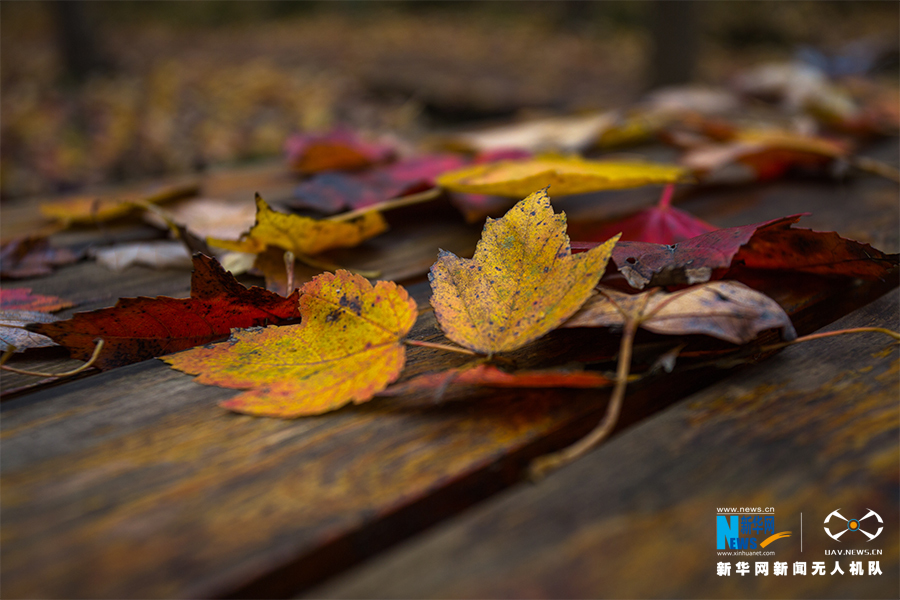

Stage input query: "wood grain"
[
  {"left": 310, "top": 290, "right": 900, "bottom": 600},
  {"left": 1, "top": 140, "right": 897, "bottom": 599},
  {"left": 1, "top": 270, "right": 894, "bottom": 599}
]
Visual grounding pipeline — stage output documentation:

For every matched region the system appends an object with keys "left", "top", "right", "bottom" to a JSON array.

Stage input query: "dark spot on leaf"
[
  {"left": 339, "top": 295, "right": 362, "bottom": 315},
  {"left": 326, "top": 309, "right": 342, "bottom": 323}
]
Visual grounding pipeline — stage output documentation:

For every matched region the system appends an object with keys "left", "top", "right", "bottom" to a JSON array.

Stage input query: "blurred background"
[{"left": 2, "top": 0, "right": 897, "bottom": 200}]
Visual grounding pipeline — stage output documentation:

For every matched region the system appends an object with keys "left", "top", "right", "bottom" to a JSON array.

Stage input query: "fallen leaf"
[
  {"left": 731, "top": 216, "right": 900, "bottom": 278},
  {"left": 446, "top": 112, "right": 615, "bottom": 154},
  {"left": 163, "top": 270, "right": 417, "bottom": 417},
  {"left": 682, "top": 129, "right": 850, "bottom": 184},
  {"left": 644, "top": 86, "right": 741, "bottom": 116},
  {"left": 91, "top": 241, "right": 193, "bottom": 271},
  {"left": 594, "top": 109, "right": 675, "bottom": 149},
  {"left": 133, "top": 202, "right": 212, "bottom": 257},
  {"left": 573, "top": 214, "right": 899, "bottom": 289},
  {"left": 285, "top": 128, "right": 395, "bottom": 174},
  {"left": 30, "top": 254, "right": 301, "bottom": 370},
  {"left": 143, "top": 197, "right": 257, "bottom": 240},
  {"left": 38, "top": 181, "right": 199, "bottom": 226},
  {"left": 0, "top": 288, "right": 74, "bottom": 312},
  {"left": 437, "top": 156, "right": 689, "bottom": 198},
  {"left": 0, "top": 236, "right": 80, "bottom": 279},
  {"left": 430, "top": 188, "right": 619, "bottom": 355},
  {"left": 564, "top": 282, "right": 797, "bottom": 344},
  {"left": 381, "top": 364, "right": 615, "bottom": 396},
  {"left": 596, "top": 88, "right": 740, "bottom": 150},
  {"left": 219, "top": 251, "right": 258, "bottom": 276},
  {"left": 208, "top": 194, "right": 388, "bottom": 256},
  {"left": 1, "top": 310, "right": 58, "bottom": 352},
  {"left": 290, "top": 172, "right": 389, "bottom": 214},
  {"left": 732, "top": 61, "right": 863, "bottom": 130},
  {"left": 290, "top": 154, "right": 466, "bottom": 214},
  {"left": 576, "top": 184, "right": 716, "bottom": 244}
]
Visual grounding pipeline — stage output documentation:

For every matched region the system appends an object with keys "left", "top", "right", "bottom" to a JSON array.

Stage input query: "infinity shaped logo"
[{"left": 824, "top": 509, "right": 883, "bottom": 542}]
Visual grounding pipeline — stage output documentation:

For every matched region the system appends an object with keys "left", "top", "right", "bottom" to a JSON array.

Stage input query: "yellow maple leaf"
[
  {"left": 39, "top": 181, "right": 199, "bottom": 226},
  {"left": 430, "top": 188, "right": 619, "bottom": 355},
  {"left": 207, "top": 194, "right": 388, "bottom": 256},
  {"left": 163, "top": 270, "right": 417, "bottom": 417},
  {"left": 436, "top": 155, "right": 689, "bottom": 198}
]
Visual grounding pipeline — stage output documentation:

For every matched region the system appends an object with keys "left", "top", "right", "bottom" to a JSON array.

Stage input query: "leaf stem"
[
  {"left": 403, "top": 339, "right": 478, "bottom": 356},
  {"left": 761, "top": 326, "right": 899, "bottom": 352},
  {"left": 0, "top": 339, "right": 105, "bottom": 378},
  {"left": 328, "top": 188, "right": 442, "bottom": 223},
  {"left": 284, "top": 250, "right": 296, "bottom": 296},
  {"left": 851, "top": 156, "right": 900, "bottom": 183},
  {"left": 658, "top": 183, "right": 676, "bottom": 210},
  {"left": 0, "top": 345, "right": 16, "bottom": 367},
  {"left": 529, "top": 317, "right": 638, "bottom": 480}
]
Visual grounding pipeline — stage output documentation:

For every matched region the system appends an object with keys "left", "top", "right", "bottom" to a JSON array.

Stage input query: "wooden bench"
[{"left": 2, "top": 140, "right": 897, "bottom": 598}]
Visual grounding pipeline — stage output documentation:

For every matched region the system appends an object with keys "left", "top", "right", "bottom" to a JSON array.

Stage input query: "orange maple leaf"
[
  {"left": 163, "top": 270, "right": 417, "bottom": 417},
  {"left": 39, "top": 181, "right": 199, "bottom": 226}
]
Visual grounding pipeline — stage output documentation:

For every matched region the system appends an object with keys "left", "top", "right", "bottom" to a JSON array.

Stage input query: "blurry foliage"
[{"left": 0, "top": 1, "right": 896, "bottom": 199}]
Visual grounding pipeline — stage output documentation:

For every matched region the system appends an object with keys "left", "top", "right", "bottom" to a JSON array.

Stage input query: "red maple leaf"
[
  {"left": 0, "top": 236, "right": 80, "bottom": 279},
  {"left": 285, "top": 128, "right": 395, "bottom": 174},
  {"left": 572, "top": 184, "right": 717, "bottom": 244},
  {"left": 290, "top": 154, "right": 468, "bottom": 214},
  {"left": 381, "top": 364, "right": 615, "bottom": 398},
  {"left": 0, "top": 288, "right": 74, "bottom": 312},
  {"left": 573, "top": 214, "right": 899, "bottom": 289},
  {"left": 30, "top": 254, "right": 301, "bottom": 369}
]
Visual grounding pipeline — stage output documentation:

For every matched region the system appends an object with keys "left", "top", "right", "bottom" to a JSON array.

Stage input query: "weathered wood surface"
[
  {"left": 310, "top": 290, "right": 900, "bottom": 599},
  {"left": 1, "top": 141, "right": 897, "bottom": 599},
  {"left": 1, "top": 272, "right": 895, "bottom": 599},
  {"left": 0, "top": 280, "right": 754, "bottom": 599}
]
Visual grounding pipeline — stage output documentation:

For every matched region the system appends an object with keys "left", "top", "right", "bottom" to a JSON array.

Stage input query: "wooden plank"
[
  {"left": 1, "top": 141, "right": 896, "bottom": 599},
  {"left": 1, "top": 270, "right": 895, "bottom": 599},
  {"left": 0, "top": 308, "right": 630, "bottom": 598},
  {"left": 1, "top": 261, "right": 195, "bottom": 399},
  {"left": 310, "top": 290, "right": 899, "bottom": 599}
]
